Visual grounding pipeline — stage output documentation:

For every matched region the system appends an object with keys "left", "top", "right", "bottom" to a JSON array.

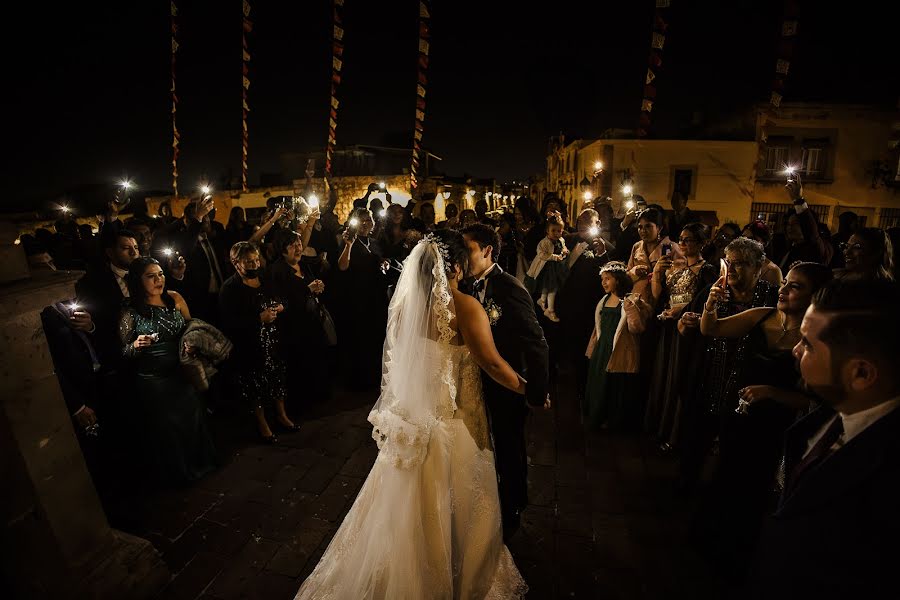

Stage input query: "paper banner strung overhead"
[
  {"left": 638, "top": 4, "right": 670, "bottom": 138},
  {"left": 782, "top": 19, "right": 798, "bottom": 36},
  {"left": 767, "top": 1, "right": 800, "bottom": 112},
  {"left": 241, "top": 0, "right": 252, "bottom": 192},
  {"left": 171, "top": 1, "right": 179, "bottom": 195},
  {"left": 325, "top": 0, "right": 346, "bottom": 177},
  {"left": 410, "top": 0, "right": 431, "bottom": 189}
]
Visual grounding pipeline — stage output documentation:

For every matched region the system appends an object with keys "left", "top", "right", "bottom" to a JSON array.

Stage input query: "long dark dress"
[
  {"left": 692, "top": 322, "right": 800, "bottom": 583},
  {"left": 583, "top": 302, "right": 637, "bottom": 431},
  {"left": 218, "top": 274, "right": 287, "bottom": 410},
  {"left": 645, "top": 262, "right": 718, "bottom": 447},
  {"left": 679, "top": 280, "right": 780, "bottom": 488},
  {"left": 119, "top": 305, "right": 217, "bottom": 485},
  {"left": 334, "top": 237, "right": 388, "bottom": 389},
  {"left": 268, "top": 259, "right": 332, "bottom": 404},
  {"left": 556, "top": 236, "right": 608, "bottom": 399}
]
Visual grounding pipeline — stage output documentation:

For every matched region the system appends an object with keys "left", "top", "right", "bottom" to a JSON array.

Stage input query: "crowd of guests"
[{"left": 25, "top": 176, "right": 899, "bottom": 596}]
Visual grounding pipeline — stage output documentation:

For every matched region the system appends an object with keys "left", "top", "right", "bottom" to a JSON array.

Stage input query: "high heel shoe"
[
  {"left": 259, "top": 433, "right": 279, "bottom": 444},
  {"left": 277, "top": 422, "right": 301, "bottom": 433}
]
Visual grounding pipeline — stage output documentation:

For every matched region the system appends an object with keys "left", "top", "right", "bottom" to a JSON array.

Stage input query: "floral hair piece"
[
  {"left": 420, "top": 233, "right": 450, "bottom": 265},
  {"left": 600, "top": 261, "right": 627, "bottom": 275}
]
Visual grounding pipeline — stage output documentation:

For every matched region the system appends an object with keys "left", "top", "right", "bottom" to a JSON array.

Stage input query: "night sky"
[{"left": 6, "top": 1, "right": 897, "bottom": 210}]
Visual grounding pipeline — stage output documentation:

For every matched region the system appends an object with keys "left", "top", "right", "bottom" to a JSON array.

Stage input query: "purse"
[{"left": 317, "top": 299, "right": 338, "bottom": 347}]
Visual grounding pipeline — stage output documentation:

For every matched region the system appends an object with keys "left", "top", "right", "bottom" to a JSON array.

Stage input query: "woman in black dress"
[
  {"left": 219, "top": 242, "right": 294, "bottom": 443},
  {"left": 645, "top": 222, "right": 717, "bottom": 448},
  {"left": 268, "top": 229, "right": 334, "bottom": 405},
  {"left": 337, "top": 208, "right": 389, "bottom": 390},
  {"left": 556, "top": 208, "right": 611, "bottom": 398}
]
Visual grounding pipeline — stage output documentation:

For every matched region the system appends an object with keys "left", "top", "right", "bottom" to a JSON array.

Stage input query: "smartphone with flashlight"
[
  {"left": 346, "top": 217, "right": 360, "bottom": 241},
  {"left": 720, "top": 258, "right": 730, "bottom": 282}
]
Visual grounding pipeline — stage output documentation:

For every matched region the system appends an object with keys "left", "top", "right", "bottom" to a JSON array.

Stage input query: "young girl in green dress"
[{"left": 583, "top": 261, "right": 649, "bottom": 430}]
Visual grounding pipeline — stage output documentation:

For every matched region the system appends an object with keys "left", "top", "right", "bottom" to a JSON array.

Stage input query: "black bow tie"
[{"left": 471, "top": 279, "right": 486, "bottom": 297}]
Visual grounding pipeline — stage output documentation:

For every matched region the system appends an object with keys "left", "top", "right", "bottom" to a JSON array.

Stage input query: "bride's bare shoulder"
[
  {"left": 451, "top": 290, "right": 487, "bottom": 326},
  {"left": 451, "top": 289, "right": 478, "bottom": 312}
]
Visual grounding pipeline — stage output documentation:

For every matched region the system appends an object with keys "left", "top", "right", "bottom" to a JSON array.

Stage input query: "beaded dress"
[{"left": 119, "top": 304, "right": 217, "bottom": 484}]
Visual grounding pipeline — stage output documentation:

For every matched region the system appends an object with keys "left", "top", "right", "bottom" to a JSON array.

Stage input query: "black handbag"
[{"left": 312, "top": 297, "right": 338, "bottom": 347}]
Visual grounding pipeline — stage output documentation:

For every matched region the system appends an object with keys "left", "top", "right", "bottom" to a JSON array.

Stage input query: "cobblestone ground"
[{"left": 113, "top": 366, "right": 722, "bottom": 599}]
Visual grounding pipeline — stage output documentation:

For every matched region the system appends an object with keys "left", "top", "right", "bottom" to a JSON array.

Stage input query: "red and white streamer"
[
  {"left": 325, "top": 0, "right": 345, "bottom": 178},
  {"left": 241, "top": 1, "right": 252, "bottom": 192},
  {"left": 410, "top": 1, "right": 431, "bottom": 189},
  {"left": 171, "top": 1, "right": 179, "bottom": 196}
]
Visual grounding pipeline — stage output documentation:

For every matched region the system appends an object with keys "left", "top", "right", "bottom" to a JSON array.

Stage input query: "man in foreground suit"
[
  {"left": 462, "top": 224, "right": 550, "bottom": 542},
  {"left": 749, "top": 279, "right": 900, "bottom": 599}
]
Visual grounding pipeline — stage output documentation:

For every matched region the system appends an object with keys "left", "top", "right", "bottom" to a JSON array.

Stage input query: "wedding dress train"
[{"left": 295, "top": 341, "right": 527, "bottom": 599}]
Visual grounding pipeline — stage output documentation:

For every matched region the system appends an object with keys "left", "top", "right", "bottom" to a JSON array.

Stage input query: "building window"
[
  {"left": 880, "top": 208, "right": 900, "bottom": 229},
  {"left": 801, "top": 147, "right": 822, "bottom": 177},
  {"left": 800, "top": 138, "right": 830, "bottom": 180},
  {"left": 750, "top": 202, "right": 830, "bottom": 231},
  {"left": 764, "top": 142, "right": 790, "bottom": 177},
  {"left": 673, "top": 168, "right": 695, "bottom": 199}
]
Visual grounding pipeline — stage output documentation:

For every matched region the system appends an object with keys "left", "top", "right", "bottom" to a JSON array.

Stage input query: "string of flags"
[
  {"left": 639, "top": 0, "right": 671, "bottom": 138},
  {"left": 241, "top": 1, "right": 252, "bottom": 192},
  {"left": 171, "top": 1, "right": 179, "bottom": 197},
  {"left": 768, "top": 1, "right": 800, "bottom": 109},
  {"left": 325, "top": 0, "right": 345, "bottom": 178},
  {"left": 410, "top": 0, "right": 431, "bottom": 189}
]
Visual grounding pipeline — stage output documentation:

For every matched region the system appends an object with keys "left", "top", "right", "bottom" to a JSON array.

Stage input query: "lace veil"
[{"left": 367, "top": 233, "right": 458, "bottom": 469}]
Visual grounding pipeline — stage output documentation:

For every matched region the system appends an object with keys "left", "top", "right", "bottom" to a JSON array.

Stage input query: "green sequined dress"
[{"left": 120, "top": 305, "right": 217, "bottom": 485}]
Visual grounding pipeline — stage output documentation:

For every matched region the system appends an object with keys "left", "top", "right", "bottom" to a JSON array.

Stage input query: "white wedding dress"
[{"left": 296, "top": 236, "right": 527, "bottom": 600}]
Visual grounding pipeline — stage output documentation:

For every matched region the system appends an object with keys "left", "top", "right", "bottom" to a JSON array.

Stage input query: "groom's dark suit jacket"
[
  {"left": 479, "top": 264, "right": 549, "bottom": 408},
  {"left": 748, "top": 404, "right": 900, "bottom": 599},
  {"left": 471, "top": 264, "right": 549, "bottom": 517}
]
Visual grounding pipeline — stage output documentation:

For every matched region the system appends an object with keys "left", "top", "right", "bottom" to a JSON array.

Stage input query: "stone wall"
[{"left": 309, "top": 174, "right": 412, "bottom": 223}]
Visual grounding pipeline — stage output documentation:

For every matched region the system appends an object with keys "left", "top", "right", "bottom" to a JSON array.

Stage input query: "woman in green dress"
[
  {"left": 583, "top": 261, "right": 649, "bottom": 431},
  {"left": 119, "top": 257, "right": 217, "bottom": 486}
]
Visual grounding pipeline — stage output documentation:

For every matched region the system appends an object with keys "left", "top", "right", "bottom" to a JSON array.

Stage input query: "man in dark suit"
[
  {"left": 749, "top": 279, "right": 900, "bottom": 599},
  {"left": 153, "top": 196, "right": 224, "bottom": 323},
  {"left": 461, "top": 224, "right": 550, "bottom": 541},
  {"left": 75, "top": 228, "right": 140, "bottom": 369}
]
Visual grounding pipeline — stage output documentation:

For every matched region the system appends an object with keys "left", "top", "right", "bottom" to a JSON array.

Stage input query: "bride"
[{"left": 296, "top": 229, "right": 528, "bottom": 599}]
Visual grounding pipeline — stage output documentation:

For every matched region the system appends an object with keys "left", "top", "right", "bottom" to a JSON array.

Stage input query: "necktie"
[
  {"left": 471, "top": 278, "right": 485, "bottom": 299},
  {"left": 785, "top": 415, "right": 844, "bottom": 496}
]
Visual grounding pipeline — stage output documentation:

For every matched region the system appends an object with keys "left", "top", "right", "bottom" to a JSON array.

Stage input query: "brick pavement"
[{"left": 114, "top": 367, "right": 720, "bottom": 599}]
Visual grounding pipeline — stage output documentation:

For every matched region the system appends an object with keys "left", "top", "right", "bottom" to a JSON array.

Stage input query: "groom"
[{"left": 462, "top": 224, "right": 550, "bottom": 541}]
